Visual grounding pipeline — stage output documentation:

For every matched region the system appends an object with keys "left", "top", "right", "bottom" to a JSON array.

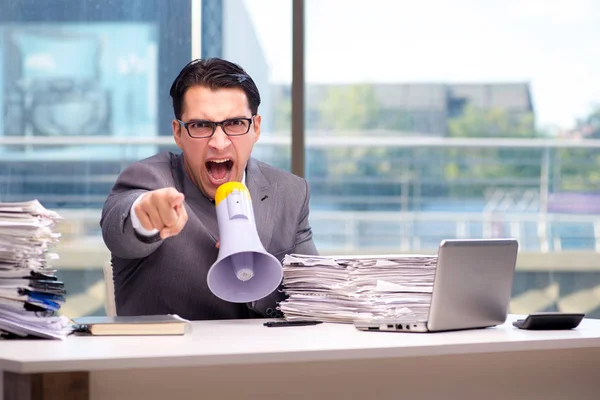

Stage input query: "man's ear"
[
  {"left": 172, "top": 119, "right": 183, "bottom": 149},
  {"left": 252, "top": 114, "right": 261, "bottom": 143}
]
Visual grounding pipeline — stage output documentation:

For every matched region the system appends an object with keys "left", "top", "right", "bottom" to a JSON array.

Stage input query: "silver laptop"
[{"left": 354, "top": 238, "right": 519, "bottom": 333}]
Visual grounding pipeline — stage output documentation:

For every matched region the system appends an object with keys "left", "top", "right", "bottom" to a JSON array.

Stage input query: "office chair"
[{"left": 103, "top": 259, "right": 117, "bottom": 317}]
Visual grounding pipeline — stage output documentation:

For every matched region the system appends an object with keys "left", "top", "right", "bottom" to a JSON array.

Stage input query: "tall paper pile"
[
  {"left": 0, "top": 200, "right": 71, "bottom": 339},
  {"left": 279, "top": 254, "right": 437, "bottom": 323}
]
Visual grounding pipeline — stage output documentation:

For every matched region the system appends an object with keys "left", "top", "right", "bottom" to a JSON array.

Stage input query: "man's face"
[{"left": 172, "top": 85, "right": 261, "bottom": 200}]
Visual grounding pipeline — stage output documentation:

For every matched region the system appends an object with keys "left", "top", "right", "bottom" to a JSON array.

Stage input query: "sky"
[{"left": 241, "top": 0, "right": 600, "bottom": 131}]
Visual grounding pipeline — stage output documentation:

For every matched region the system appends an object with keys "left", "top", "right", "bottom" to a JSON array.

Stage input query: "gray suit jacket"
[{"left": 100, "top": 151, "right": 318, "bottom": 320}]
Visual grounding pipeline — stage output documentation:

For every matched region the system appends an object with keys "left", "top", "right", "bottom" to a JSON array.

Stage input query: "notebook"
[
  {"left": 71, "top": 314, "right": 189, "bottom": 336},
  {"left": 354, "top": 238, "right": 519, "bottom": 333}
]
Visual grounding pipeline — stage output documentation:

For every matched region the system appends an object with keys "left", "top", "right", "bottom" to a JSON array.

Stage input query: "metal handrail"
[{"left": 55, "top": 208, "right": 600, "bottom": 253}]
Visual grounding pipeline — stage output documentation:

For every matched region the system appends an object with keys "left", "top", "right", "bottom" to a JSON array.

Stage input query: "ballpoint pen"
[{"left": 263, "top": 320, "right": 323, "bottom": 327}]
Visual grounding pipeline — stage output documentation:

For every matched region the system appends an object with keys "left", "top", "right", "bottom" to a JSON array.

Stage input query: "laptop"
[{"left": 354, "top": 238, "right": 519, "bottom": 333}]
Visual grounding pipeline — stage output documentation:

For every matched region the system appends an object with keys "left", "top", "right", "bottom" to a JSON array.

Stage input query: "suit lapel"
[{"left": 247, "top": 158, "right": 278, "bottom": 251}]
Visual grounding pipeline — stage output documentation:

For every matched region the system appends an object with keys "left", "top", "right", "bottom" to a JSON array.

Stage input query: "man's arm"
[{"left": 100, "top": 161, "right": 170, "bottom": 259}]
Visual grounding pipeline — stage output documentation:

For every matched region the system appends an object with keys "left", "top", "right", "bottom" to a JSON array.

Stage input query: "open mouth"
[{"left": 206, "top": 159, "right": 234, "bottom": 184}]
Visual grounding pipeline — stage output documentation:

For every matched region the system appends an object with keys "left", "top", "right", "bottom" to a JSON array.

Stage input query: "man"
[{"left": 100, "top": 58, "right": 318, "bottom": 320}]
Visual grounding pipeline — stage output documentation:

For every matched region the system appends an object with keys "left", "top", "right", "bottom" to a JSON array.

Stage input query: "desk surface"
[{"left": 1, "top": 315, "right": 600, "bottom": 374}]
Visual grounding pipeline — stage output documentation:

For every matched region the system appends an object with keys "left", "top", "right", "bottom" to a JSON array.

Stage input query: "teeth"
[{"left": 209, "top": 159, "right": 230, "bottom": 163}]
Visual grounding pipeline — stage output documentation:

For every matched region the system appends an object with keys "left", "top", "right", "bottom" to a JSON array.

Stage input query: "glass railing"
[{"left": 2, "top": 135, "right": 600, "bottom": 318}]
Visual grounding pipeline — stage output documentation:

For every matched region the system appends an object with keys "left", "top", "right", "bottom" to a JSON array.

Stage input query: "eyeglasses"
[{"left": 177, "top": 116, "right": 255, "bottom": 138}]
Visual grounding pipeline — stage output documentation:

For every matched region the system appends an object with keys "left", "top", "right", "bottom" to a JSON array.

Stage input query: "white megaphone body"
[{"left": 207, "top": 182, "right": 283, "bottom": 303}]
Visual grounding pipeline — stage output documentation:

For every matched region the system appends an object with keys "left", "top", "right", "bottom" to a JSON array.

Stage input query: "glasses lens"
[
  {"left": 188, "top": 121, "right": 214, "bottom": 137},
  {"left": 223, "top": 118, "right": 250, "bottom": 135}
]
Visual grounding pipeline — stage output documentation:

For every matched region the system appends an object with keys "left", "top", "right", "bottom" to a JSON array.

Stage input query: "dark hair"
[{"left": 169, "top": 58, "right": 261, "bottom": 120}]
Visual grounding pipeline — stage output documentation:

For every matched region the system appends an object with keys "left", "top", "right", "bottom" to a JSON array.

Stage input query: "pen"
[{"left": 264, "top": 320, "right": 323, "bottom": 327}]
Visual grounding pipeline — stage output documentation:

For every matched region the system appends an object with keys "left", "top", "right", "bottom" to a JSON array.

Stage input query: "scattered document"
[
  {"left": 0, "top": 200, "right": 70, "bottom": 339},
  {"left": 279, "top": 253, "right": 437, "bottom": 323}
]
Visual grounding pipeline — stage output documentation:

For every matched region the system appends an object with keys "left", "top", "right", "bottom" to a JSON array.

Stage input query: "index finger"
[
  {"left": 160, "top": 203, "right": 188, "bottom": 238},
  {"left": 157, "top": 200, "right": 180, "bottom": 228},
  {"left": 165, "top": 188, "right": 185, "bottom": 207}
]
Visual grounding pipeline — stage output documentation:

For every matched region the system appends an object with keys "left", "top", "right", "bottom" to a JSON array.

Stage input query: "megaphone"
[{"left": 207, "top": 182, "right": 283, "bottom": 303}]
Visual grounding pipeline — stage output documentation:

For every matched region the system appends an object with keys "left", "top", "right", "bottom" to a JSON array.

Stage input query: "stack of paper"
[
  {"left": 0, "top": 200, "right": 71, "bottom": 339},
  {"left": 279, "top": 254, "right": 437, "bottom": 323}
]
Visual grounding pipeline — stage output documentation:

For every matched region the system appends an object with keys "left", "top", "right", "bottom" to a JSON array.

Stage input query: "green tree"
[
  {"left": 316, "top": 84, "right": 380, "bottom": 132},
  {"left": 576, "top": 105, "right": 600, "bottom": 138},
  {"left": 445, "top": 105, "right": 541, "bottom": 197},
  {"left": 448, "top": 104, "right": 536, "bottom": 138},
  {"left": 556, "top": 105, "right": 600, "bottom": 191},
  {"left": 310, "top": 84, "right": 415, "bottom": 204}
]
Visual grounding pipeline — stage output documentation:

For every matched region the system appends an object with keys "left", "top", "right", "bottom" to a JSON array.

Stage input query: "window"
[
  {"left": 1, "top": 0, "right": 598, "bottom": 319},
  {"left": 304, "top": 0, "right": 600, "bottom": 318}
]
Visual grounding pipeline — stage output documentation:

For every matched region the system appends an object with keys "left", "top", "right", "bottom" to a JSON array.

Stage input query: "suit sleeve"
[
  {"left": 294, "top": 179, "right": 319, "bottom": 256},
  {"left": 100, "top": 161, "right": 170, "bottom": 259}
]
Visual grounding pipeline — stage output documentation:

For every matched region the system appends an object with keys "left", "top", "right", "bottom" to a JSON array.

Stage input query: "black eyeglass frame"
[{"left": 177, "top": 115, "right": 256, "bottom": 138}]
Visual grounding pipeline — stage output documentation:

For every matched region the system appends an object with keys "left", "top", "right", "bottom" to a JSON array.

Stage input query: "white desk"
[{"left": 2, "top": 315, "right": 600, "bottom": 400}]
